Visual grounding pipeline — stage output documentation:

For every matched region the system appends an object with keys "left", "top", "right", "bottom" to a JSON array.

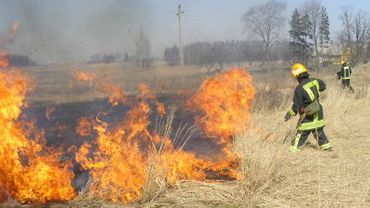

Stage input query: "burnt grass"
[{"left": 19, "top": 94, "right": 223, "bottom": 191}]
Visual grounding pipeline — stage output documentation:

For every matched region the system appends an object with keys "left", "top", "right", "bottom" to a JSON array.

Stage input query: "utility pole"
[{"left": 177, "top": 4, "right": 185, "bottom": 66}]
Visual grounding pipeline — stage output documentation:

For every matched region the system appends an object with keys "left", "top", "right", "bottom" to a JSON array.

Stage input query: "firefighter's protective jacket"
[
  {"left": 288, "top": 77, "right": 326, "bottom": 131},
  {"left": 339, "top": 65, "right": 352, "bottom": 80}
]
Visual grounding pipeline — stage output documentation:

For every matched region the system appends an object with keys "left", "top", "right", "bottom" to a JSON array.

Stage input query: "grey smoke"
[{"left": 0, "top": 0, "right": 153, "bottom": 64}]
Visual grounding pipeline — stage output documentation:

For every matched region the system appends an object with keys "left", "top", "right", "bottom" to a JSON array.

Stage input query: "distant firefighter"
[
  {"left": 284, "top": 63, "right": 332, "bottom": 152},
  {"left": 337, "top": 61, "right": 354, "bottom": 92}
]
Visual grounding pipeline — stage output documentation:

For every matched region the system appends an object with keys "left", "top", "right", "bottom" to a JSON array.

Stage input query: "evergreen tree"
[
  {"left": 289, "top": 9, "right": 313, "bottom": 63},
  {"left": 319, "top": 7, "right": 330, "bottom": 54},
  {"left": 301, "top": 12, "right": 314, "bottom": 62}
]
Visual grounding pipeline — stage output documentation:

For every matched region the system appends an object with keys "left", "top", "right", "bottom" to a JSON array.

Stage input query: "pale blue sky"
[{"left": 0, "top": 0, "right": 369, "bottom": 64}]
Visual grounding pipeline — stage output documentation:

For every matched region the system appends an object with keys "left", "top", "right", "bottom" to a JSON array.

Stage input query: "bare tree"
[
  {"left": 242, "top": 0, "right": 286, "bottom": 71},
  {"left": 339, "top": 6, "right": 354, "bottom": 48},
  {"left": 303, "top": 0, "right": 322, "bottom": 57},
  {"left": 352, "top": 11, "right": 370, "bottom": 63},
  {"left": 136, "top": 29, "right": 152, "bottom": 70},
  {"left": 339, "top": 7, "right": 370, "bottom": 64}
]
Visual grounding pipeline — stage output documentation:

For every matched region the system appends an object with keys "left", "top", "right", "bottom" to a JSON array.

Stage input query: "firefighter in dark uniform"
[
  {"left": 337, "top": 61, "right": 354, "bottom": 92},
  {"left": 284, "top": 63, "right": 332, "bottom": 152}
]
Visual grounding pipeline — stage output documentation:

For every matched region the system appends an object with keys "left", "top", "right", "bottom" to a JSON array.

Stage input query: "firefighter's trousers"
[
  {"left": 290, "top": 128, "right": 331, "bottom": 152},
  {"left": 341, "top": 79, "right": 354, "bottom": 91}
]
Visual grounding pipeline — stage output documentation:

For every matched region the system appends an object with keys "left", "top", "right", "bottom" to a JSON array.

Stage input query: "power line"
[{"left": 177, "top": 4, "right": 185, "bottom": 66}]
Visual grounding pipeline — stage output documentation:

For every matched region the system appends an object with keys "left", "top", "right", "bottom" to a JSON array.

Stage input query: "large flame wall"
[
  {"left": 0, "top": 67, "right": 255, "bottom": 204},
  {"left": 0, "top": 72, "right": 75, "bottom": 203}
]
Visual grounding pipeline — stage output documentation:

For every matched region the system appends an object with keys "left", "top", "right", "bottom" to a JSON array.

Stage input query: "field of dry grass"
[
  {"left": 1, "top": 63, "right": 370, "bottom": 207},
  {"left": 246, "top": 66, "right": 370, "bottom": 207},
  {"left": 9, "top": 62, "right": 212, "bottom": 104},
  {"left": 135, "top": 64, "right": 370, "bottom": 208},
  {"left": 7, "top": 61, "right": 285, "bottom": 105}
]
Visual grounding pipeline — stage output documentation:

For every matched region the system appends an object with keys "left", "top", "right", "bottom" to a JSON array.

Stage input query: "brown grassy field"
[
  {"left": 1, "top": 62, "right": 370, "bottom": 207},
  {"left": 244, "top": 65, "right": 370, "bottom": 207},
  {"left": 129, "top": 64, "right": 370, "bottom": 208},
  {"left": 12, "top": 63, "right": 212, "bottom": 104},
  {"left": 6, "top": 61, "right": 288, "bottom": 104}
]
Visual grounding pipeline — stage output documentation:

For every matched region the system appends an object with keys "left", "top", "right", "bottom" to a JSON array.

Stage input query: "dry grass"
[
  {"left": 2, "top": 63, "right": 370, "bottom": 207},
  {"left": 142, "top": 181, "right": 244, "bottom": 208},
  {"left": 234, "top": 128, "right": 287, "bottom": 207},
  {"left": 142, "top": 64, "right": 370, "bottom": 208},
  {"left": 9, "top": 63, "right": 210, "bottom": 104},
  {"left": 135, "top": 133, "right": 286, "bottom": 208},
  {"left": 139, "top": 114, "right": 288, "bottom": 208},
  {"left": 247, "top": 64, "right": 370, "bottom": 207}
]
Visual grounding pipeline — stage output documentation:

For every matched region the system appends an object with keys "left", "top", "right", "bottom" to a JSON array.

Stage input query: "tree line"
[
  {"left": 164, "top": 40, "right": 290, "bottom": 68},
  {"left": 162, "top": 0, "right": 370, "bottom": 68},
  {"left": 117, "top": 0, "right": 370, "bottom": 69}
]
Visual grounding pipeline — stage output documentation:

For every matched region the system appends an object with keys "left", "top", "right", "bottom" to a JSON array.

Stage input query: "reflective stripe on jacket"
[
  {"left": 342, "top": 66, "right": 351, "bottom": 80},
  {"left": 290, "top": 77, "right": 326, "bottom": 131},
  {"left": 302, "top": 79, "right": 320, "bottom": 101}
]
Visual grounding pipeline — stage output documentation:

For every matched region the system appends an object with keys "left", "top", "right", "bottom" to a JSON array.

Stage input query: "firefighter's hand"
[{"left": 284, "top": 113, "right": 291, "bottom": 122}]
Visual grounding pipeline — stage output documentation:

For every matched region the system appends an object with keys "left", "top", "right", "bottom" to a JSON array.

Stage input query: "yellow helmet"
[
  {"left": 291, "top": 63, "right": 308, "bottom": 78},
  {"left": 341, "top": 60, "right": 347, "bottom": 65}
]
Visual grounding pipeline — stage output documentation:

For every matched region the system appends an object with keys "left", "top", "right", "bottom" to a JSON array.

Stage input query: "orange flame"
[
  {"left": 187, "top": 68, "right": 256, "bottom": 143},
  {"left": 137, "top": 84, "right": 165, "bottom": 117},
  {"left": 71, "top": 68, "right": 257, "bottom": 204},
  {"left": 0, "top": 50, "right": 9, "bottom": 68},
  {"left": 156, "top": 138, "right": 213, "bottom": 184},
  {"left": 73, "top": 84, "right": 163, "bottom": 202},
  {"left": 0, "top": 22, "right": 20, "bottom": 68},
  {"left": 0, "top": 71, "right": 75, "bottom": 203},
  {"left": 74, "top": 88, "right": 155, "bottom": 202},
  {"left": 73, "top": 71, "right": 96, "bottom": 84},
  {"left": 1, "top": 66, "right": 255, "bottom": 205},
  {"left": 76, "top": 116, "right": 93, "bottom": 137},
  {"left": 73, "top": 70, "right": 126, "bottom": 106},
  {"left": 76, "top": 122, "right": 147, "bottom": 203},
  {"left": 186, "top": 68, "right": 255, "bottom": 180},
  {"left": 74, "top": 82, "right": 231, "bottom": 203}
]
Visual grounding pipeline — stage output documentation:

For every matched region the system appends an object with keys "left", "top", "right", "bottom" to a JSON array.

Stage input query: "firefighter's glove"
[
  {"left": 337, "top": 72, "right": 341, "bottom": 80},
  {"left": 284, "top": 109, "right": 296, "bottom": 122},
  {"left": 284, "top": 113, "right": 291, "bottom": 122}
]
